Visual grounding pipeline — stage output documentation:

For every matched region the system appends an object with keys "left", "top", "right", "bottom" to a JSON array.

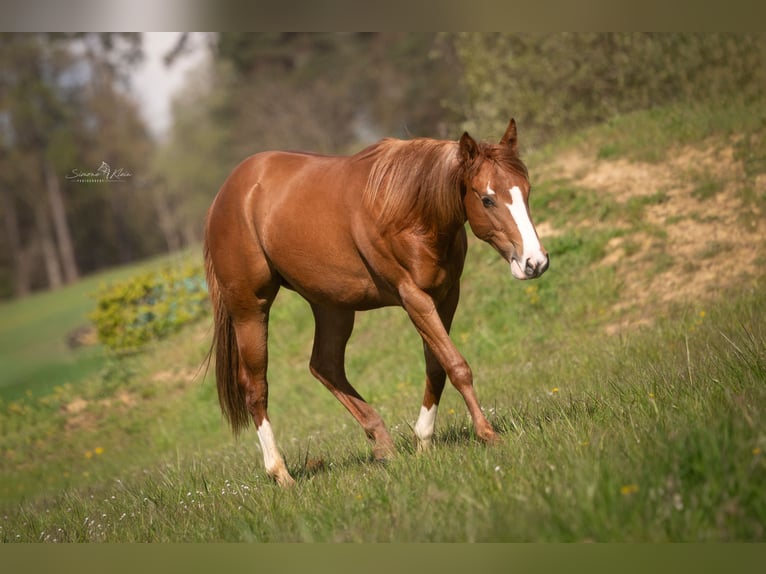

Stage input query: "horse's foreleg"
[
  {"left": 235, "top": 313, "right": 295, "bottom": 487},
  {"left": 414, "top": 284, "right": 459, "bottom": 450},
  {"left": 414, "top": 345, "right": 445, "bottom": 451},
  {"left": 309, "top": 304, "right": 396, "bottom": 461},
  {"left": 400, "top": 282, "right": 498, "bottom": 445}
]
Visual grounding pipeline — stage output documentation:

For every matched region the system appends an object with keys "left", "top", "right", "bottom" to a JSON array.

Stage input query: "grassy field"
[
  {"left": 1, "top": 102, "right": 764, "bottom": 542},
  {"left": 0, "top": 252, "right": 195, "bottom": 402}
]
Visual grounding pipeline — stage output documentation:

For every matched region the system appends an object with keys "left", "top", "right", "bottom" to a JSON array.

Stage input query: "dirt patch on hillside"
[
  {"left": 61, "top": 367, "right": 202, "bottom": 433},
  {"left": 545, "top": 141, "right": 765, "bottom": 333},
  {"left": 63, "top": 390, "right": 140, "bottom": 432}
]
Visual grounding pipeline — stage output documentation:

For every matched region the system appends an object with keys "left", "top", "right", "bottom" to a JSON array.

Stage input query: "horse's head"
[{"left": 459, "top": 118, "right": 549, "bottom": 281}]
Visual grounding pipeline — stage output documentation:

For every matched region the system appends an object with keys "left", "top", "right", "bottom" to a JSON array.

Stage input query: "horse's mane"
[{"left": 358, "top": 137, "right": 528, "bottom": 229}]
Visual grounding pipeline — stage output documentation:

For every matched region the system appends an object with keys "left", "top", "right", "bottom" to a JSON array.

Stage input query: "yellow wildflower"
[
  {"left": 525, "top": 285, "right": 541, "bottom": 305},
  {"left": 620, "top": 484, "right": 639, "bottom": 496}
]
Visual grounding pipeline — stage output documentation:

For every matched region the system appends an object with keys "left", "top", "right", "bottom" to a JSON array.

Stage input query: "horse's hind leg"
[
  {"left": 234, "top": 308, "right": 295, "bottom": 487},
  {"left": 309, "top": 303, "right": 396, "bottom": 461}
]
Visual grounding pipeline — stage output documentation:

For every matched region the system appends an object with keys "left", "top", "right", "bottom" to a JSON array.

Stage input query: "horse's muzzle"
[{"left": 512, "top": 252, "right": 549, "bottom": 280}]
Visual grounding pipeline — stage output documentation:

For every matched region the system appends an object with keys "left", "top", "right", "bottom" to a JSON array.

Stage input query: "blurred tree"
[
  {"left": 1, "top": 34, "right": 77, "bottom": 292},
  {"left": 0, "top": 33, "right": 148, "bottom": 297},
  {"left": 449, "top": 33, "right": 766, "bottom": 147},
  {"left": 214, "top": 33, "right": 461, "bottom": 153},
  {"left": 150, "top": 60, "right": 232, "bottom": 250}
]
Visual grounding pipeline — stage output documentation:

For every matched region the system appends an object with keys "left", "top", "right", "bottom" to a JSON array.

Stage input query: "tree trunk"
[
  {"left": 0, "top": 187, "right": 31, "bottom": 296},
  {"left": 34, "top": 198, "right": 63, "bottom": 290},
  {"left": 110, "top": 187, "right": 134, "bottom": 263},
  {"left": 152, "top": 187, "right": 182, "bottom": 253},
  {"left": 44, "top": 157, "right": 79, "bottom": 283},
  {"left": 182, "top": 220, "right": 200, "bottom": 248}
]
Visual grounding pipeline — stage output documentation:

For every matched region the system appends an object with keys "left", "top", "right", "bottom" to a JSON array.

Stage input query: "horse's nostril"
[{"left": 525, "top": 258, "right": 536, "bottom": 277}]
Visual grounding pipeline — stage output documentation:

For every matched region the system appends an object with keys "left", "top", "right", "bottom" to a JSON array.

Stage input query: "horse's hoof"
[
  {"left": 416, "top": 438, "right": 432, "bottom": 453},
  {"left": 276, "top": 474, "right": 296, "bottom": 487},
  {"left": 271, "top": 470, "right": 296, "bottom": 487},
  {"left": 373, "top": 443, "right": 396, "bottom": 463},
  {"left": 479, "top": 430, "right": 501, "bottom": 445}
]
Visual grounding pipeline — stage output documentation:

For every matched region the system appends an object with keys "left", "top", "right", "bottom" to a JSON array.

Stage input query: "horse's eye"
[{"left": 481, "top": 196, "right": 495, "bottom": 208}]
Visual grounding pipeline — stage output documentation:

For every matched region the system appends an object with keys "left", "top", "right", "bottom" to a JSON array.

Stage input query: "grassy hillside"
[
  {"left": 0, "top": 252, "right": 196, "bottom": 402},
  {"left": 1, "top": 101, "right": 764, "bottom": 542}
]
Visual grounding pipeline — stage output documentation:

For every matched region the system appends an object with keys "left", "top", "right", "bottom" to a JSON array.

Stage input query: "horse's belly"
[
  {"left": 264, "top": 233, "right": 397, "bottom": 310},
  {"left": 274, "top": 254, "right": 397, "bottom": 309}
]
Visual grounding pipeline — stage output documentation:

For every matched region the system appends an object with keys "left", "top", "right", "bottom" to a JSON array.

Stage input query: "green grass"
[
  {"left": 1, "top": 281, "right": 764, "bottom": 542},
  {"left": 581, "top": 99, "right": 766, "bottom": 163},
  {"left": 1, "top": 101, "right": 765, "bottom": 542},
  {"left": 0, "top": 251, "right": 199, "bottom": 402}
]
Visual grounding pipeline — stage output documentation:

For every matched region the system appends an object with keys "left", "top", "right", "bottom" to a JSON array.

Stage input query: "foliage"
[
  {"left": 214, "top": 33, "right": 460, "bottom": 147},
  {"left": 451, "top": 33, "right": 766, "bottom": 147},
  {"left": 149, "top": 61, "right": 233, "bottom": 253},
  {"left": 89, "top": 259, "right": 208, "bottom": 353},
  {"left": 0, "top": 33, "right": 160, "bottom": 298}
]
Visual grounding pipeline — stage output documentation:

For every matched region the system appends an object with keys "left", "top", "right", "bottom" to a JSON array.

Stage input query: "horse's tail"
[{"left": 204, "top": 226, "right": 251, "bottom": 435}]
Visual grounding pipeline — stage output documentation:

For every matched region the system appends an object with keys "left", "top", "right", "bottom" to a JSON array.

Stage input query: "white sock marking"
[
  {"left": 414, "top": 404, "right": 438, "bottom": 445},
  {"left": 256, "top": 420, "right": 283, "bottom": 474}
]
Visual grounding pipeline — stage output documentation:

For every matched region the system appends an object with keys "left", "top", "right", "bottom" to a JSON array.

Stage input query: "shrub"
[
  {"left": 451, "top": 33, "right": 766, "bottom": 147},
  {"left": 90, "top": 259, "right": 209, "bottom": 353}
]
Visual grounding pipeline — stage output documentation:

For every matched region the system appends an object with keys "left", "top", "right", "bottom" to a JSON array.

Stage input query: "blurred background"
[{"left": 0, "top": 32, "right": 764, "bottom": 300}]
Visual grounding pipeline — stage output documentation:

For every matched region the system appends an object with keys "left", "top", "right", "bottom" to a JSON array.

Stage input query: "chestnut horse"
[{"left": 204, "top": 119, "right": 549, "bottom": 486}]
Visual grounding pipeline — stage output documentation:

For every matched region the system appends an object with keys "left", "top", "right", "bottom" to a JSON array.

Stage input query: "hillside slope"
[
  {"left": 1, "top": 103, "right": 765, "bottom": 541},
  {"left": 530, "top": 104, "right": 765, "bottom": 333}
]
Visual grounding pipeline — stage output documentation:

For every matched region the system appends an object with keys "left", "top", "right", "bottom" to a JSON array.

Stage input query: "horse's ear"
[
  {"left": 500, "top": 118, "right": 518, "bottom": 153},
  {"left": 459, "top": 132, "right": 479, "bottom": 164}
]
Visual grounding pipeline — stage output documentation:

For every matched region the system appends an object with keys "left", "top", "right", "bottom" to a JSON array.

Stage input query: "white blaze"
[{"left": 506, "top": 186, "right": 542, "bottom": 256}]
